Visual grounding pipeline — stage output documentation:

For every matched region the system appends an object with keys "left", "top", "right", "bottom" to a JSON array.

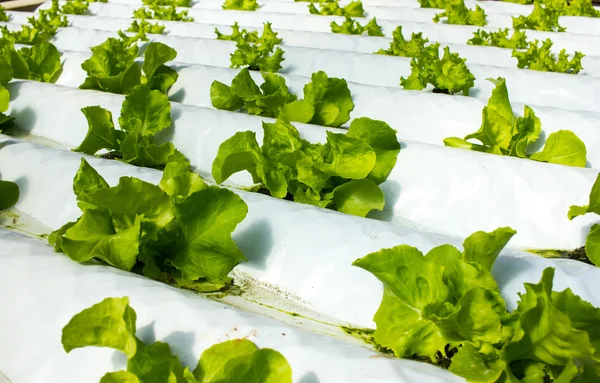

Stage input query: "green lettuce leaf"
[
  {"left": 119, "top": 85, "right": 172, "bottom": 136},
  {"left": 529, "top": 130, "right": 587, "bottom": 167},
  {"left": 222, "top": 0, "right": 259, "bottom": 10},
  {"left": 352, "top": 228, "right": 511, "bottom": 359},
  {"left": 308, "top": 0, "right": 365, "bottom": 16},
  {"left": 193, "top": 339, "right": 292, "bottom": 383},
  {"left": 513, "top": 39, "right": 584, "bottom": 75},
  {"left": 142, "top": 42, "right": 179, "bottom": 94},
  {"left": 433, "top": 0, "right": 487, "bottom": 26},
  {"left": 401, "top": 44, "right": 475, "bottom": 95},
  {"left": 133, "top": 5, "right": 194, "bottom": 22},
  {"left": 331, "top": 16, "right": 384, "bottom": 36},
  {"left": 212, "top": 116, "right": 396, "bottom": 216},
  {"left": 100, "top": 371, "right": 141, "bottom": 383},
  {"left": 444, "top": 77, "right": 587, "bottom": 166},
  {"left": 63, "top": 298, "right": 292, "bottom": 382},
  {"left": 375, "top": 26, "right": 428, "bottom": 57},
  {"left": 127, "top": 20, "right": 166, "bottom": 35},
  {"left": 17, "top": 42, "right": 62, "bottom": 82},
  {"left": 167, "top": 186, "right": 248, "bottom": 283},
  {"left": 513, "top": 1, "right": 566, "bottom": 32},
  {"left": 568, "top": 173, "right": 600, "bottom": 220},
  {"left": 128, "top": 339, "right": 189, "bottom": 383},
  {"left": 303, "top": 71, "right": 354, "bottom": 127},
  {"left": 467, "top": 28, "right": 528, "bottom": 49},
  {"left": 74, "top": 106, "right": 122, "bottom": 155},
  {"left": 62, "top": 296, "right": 138, "bottom": 358},
  {"left": 0, "top": 179, "right": 19, "bottom": 210}
]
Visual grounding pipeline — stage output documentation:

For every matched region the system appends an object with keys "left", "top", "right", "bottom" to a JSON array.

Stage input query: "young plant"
[
  {"left": 222, "top": 0, "right": 259, "bottom": 11},
  {"left": 74, "top": 85, "right": 181, "bottom": 168},
  {"left": 216, "top": 22, "right": 284, "bottom": 72},
  {"left": 133, "top": 4, "right": 194, "bottom": 22},
  {"left": 212, "top": 115, "right": 400, "bottom": 218},
  {"left": 127, "top": 19, "right": 166, "bottom": 35},
  {"left": 80, "top": 34, "right": 179, "bottom": 95},
  {"left": 418, "top": 0, "right": 447, "bottom": 8},
  {"left": 444, "top": 77, "right": 587, "bottom": 167},
  {"left": 61, "top": 0, "right": 90, "bottom": 15},
  {"left": 0, "top": 38, "right": 62, "bottom": 83},
  {"left": 375, "top": 26, "right": 428, "bottom": 57},
  {"left": 210, "top": 68, "right": 354, "bottom": 128},
  {"left": 62, "top": 297, "right": 292, "bottom": 381},
  {"left": 562, "top": 0, "right": 600, "bottom": 17},
  {"left": 568, "top": 174, "right": 600, "bottom": 265},
  {"left": 0, "top": 6, "right": 8, "bottom": 22},
  {"left": 513, "top": 1, "right": 566, "bottom": 32},
  {"left": 433, "top": 0, "right": 487, "bottom": 26},
  {"left": 2, "top": 0, "right": 68, "bottom": 45},
  {"left": 467, "top": 28, "right": 528, "bottom": 49},
  {"left": 513, "top": 39, "right": 584, "bottom": 74},
  {"left": 143, "top": 0, "right": 191, "bottom": 7},
  {"left": 354, "top": 227, "right": 600, "bottom": 381},
  {"left": 50, "top": 159, "right": 248, "bottom": 292},
  {"left": 308, "top": 0, "right": 365, "bottom": 17},
  {"left": 331, "top": 17, "right": 384, "bottom": 36},
  {"left": 401, "top": 44, "right": 475, "bottom": 95}
]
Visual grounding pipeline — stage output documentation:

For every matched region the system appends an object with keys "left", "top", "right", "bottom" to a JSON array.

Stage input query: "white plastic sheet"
[
  {"left": 31, "top": 1, "right": 600, "bottom": 56},
  {"left": 22, "top": 24, "right": 600, "bottom": 113},
  {"left": 0, "top": 229, "right": 465, "bottom": 383},
  {"left": 6, "top": 81, "right": 599, "bottom": 250},
  {"left": 39, "top": 0, "right": 600, "bottom": 37},
  {"left": 40, "top": 48, "right": 600, "bottom": 168},
  {"left": 2, "top": 136, "right": 600, "bottom": 328},
  {"left": 7, "top": 11, "right": 600, "bottom": 77}
]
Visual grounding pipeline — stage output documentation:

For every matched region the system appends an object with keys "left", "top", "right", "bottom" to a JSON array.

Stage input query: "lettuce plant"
[
  {"left": 61, "top": 0, "right": 90, "bottom": 15},
  {"left": 2, "top": 0, "right": 68, "bottom": 45},
  {"left": 444, "top": 77, "right": 587, "bottom": 167},
  {"left": 375, "top": 26, "right": 428, "bottom": 57},
  {"left": 513, "top": 39, "right": 584, "bottom": 74},
  {"left": 210, "top": 68, "right": 354, "bottom": 128},
  {"left": 74, "top": 85, "right": 182, "bottom": 168},
  {"left": 143, "top": 0, "right": 191, "bottom": 7},
  {"left": 354, "top": 227, "right": 600, "bottom": 382},
  {"left": 133, "top": 4, "right": 194, "bottom": 22},
  {"left": 127, "top": 19, "right": 166, "bottom": 35},
  {"left": 513, "top": 1, "right": 566, "bottom": 32},
  {"left": 216, "top": 22, "right": 285, "bottom": 72},
  {"left": 331, "top": 17, "right": 384, "bottom": 36},
  {"left": 80, "top": 34, "right": 178, "bottom": 95},
  {"left": 62, "top": 297, "right": 292, "bottom": 382},
  {"left": 418, "top": 0, "right": 447, "bottom": 8},
  {"left": 308, "top": 0, "right": 365, "bottom": 17},
  {"left": 212, "top": 116, "right": 400, "bottom": 217},
  {"left": 467, "top": 28, "right": 528, "bottom": 49},
  {"left": 50, "top": 158, "right": 248, "bottom": 291},
  {"left": 222, "top": 0, "right": 259, "bottom": 11},
  {"left": 0, "top": 6, "right": 8, "bottom": 22},
  {"left": 0, "top": 38, "right": 62, "bottom": 83},
  {"left": 433, "top": 0, "right": 487, "bottom": 26},
  {"left": 401, "top": 44, "right": 475, "bottom": 95},
  {"left": 569, "top": 174, "right": 600, "bottom": 265}
]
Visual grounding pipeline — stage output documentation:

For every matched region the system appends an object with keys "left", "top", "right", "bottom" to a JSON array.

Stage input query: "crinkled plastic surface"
[
  {"left": 30, "top": 2, "right": 600, "bottom": 55},
  {"left": 38, "top": 49, "right": 600, "bottom": 168},
  {"left": 0, "top": 229, "right": 466, "bottom": 383},
  {"left": 1, "top": 136, "right": 600, "bottom": 330},
  {"left": 26, "top": 24, "right": 600, "bottom": 113},
  {"left": 5, "top": 83, "right": 599, "bottom": 251},
  {"left": 42, "top": 0, "right": 600, "bottom": 36}
]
